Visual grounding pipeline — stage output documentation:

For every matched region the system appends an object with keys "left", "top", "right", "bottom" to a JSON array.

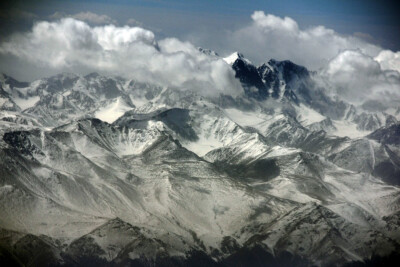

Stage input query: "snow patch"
[
  {"left": 224, "top": 108, "right": 265, "bottom": 127},
  {"left": 332, "top": 120, "right": 369, "bottom": 138},
  {"left": 13, "top": 96, "right": 40, "bottom": 110},
  {"left": 295, "top": 104, "right": 326, "bottom": 126},
  {"left": 95, "top": 97, "right": 133, "bottom": 123},
  {"left": 223, "top": 52, "right": 251, "bottom": 65},
  {"left": 224, "top": 108, "right": 284, "bottom": 134}
]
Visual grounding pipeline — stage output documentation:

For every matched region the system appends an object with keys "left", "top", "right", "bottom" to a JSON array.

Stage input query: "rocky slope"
[{"left": 0, "top": 54, "right": 400, "bottom": 266}]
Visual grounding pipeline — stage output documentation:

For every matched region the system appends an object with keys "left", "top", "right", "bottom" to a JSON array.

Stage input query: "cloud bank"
[
  {"left": 0, "top": 18, "right": 242, "bottom": 97},
  {"left": 0, "top": 11, "right": 399, "bottom": 107},
  {"left": 375, "top": 50, "right": 400, "bottom": 73},
  {"left": 220, "top": 11, "right": 400, "bottom": 108},
  {"left": 320, "top": 50, "right": 400, "bottom": 107},
  {"left": 226, "top": 11, "right": 382, "bottom": 70}
]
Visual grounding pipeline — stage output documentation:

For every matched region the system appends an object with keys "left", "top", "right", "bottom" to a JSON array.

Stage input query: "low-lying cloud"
[
  {"left": 0, "top": 18, "right": 242, "bottom": 97},
  {"left": 321, "top": 50, "right": 400, "bottom": 108},
  {"left": 221, "top": 11, "right": 400, "bottom": 108},
  {"left": 226, "top": 11, "right": 382, "bottom": 70},
  {"left": 0, "top": 11, "right": 399, "bottom": 107}
]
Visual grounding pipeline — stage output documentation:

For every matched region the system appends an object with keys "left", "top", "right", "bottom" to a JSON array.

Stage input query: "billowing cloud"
[
  {"left": 218, "top": 11, "right": 400, "bottom": 109},
  {"left": 0, "top": 12, "right": 399, "bottom": 105},
  {"left": 225, "top": 11, "right": 382, "bottom": 70},
  {"left": 375, "top": 50, "right": 400, "bottom": 73},
  {"left": 0, "top": 18, "right": 242, "bottom": 97},
  {"left": 251, "top": 12, "right": 299, "bottom": 32},
  {"left": 321, "top": 50, "right": 400, "bottom": 108},
  {"left": 49, "top": 11, "right": 117, "bottom": 25}
]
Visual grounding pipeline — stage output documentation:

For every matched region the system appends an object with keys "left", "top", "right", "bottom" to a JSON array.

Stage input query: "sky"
[
  {"left": 1, "top": 0, "right": 399, "bottom": 50},
  {"left": 0, "top": 0, "right": 399, "bottom": 107}
]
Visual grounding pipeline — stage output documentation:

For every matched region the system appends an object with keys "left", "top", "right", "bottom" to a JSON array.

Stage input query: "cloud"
[
  {"left": 0, "top": 11, "right": 399, "bottom": 105},
  {"left": 225, "top": 11, "right": 382, "bottom": 70},
  {"left": 353, "top": 32, "right": 376, "bottom": 44},
  {"left": 126, "top": 18, "right": 143, "bottom": 27},
  {"left": 0, "top": 18, "right": 242, "bottom": 97},
  {"left": 374, "top": 50, "right": 400, "bottom": 73},
  {"left": 320, "top": 50, "right": 400, "bottom": 108},
  {"left": 219, "top": 11, "right": 400, "bottom": 108},
  {"left": 251, "top": 12, "right": 299, "bottom": 32},
  {"left": 49, "top": 11, "right": 117, "bottom": 25}
]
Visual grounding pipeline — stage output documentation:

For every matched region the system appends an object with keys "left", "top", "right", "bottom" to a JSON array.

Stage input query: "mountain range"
[{"left": 0, "top": 50, "right": 400, "bottom": 266}]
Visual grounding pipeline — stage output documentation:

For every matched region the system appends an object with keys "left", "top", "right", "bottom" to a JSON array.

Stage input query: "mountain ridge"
[{"left": 1, "top": 53, "right": 400, "bottom": 266}]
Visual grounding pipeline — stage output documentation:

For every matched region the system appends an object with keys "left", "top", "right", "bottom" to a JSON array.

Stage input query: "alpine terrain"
[{"left": 1, "top": 50, "right": 400, "bottom": 266}]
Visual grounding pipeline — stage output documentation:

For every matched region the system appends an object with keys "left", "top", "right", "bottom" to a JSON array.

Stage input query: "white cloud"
[
  {"left": 0, "top": 18, "right": 242, "bottom": 97},
  {"left": 93, "top": 25, "right": 157, "bottom": 50},
  {"left": 49, "top": 11, "right": 117, "bottom": 25},
  {"left": 0, "top": 11, "right": 399, "bottom": 105},
  {"left": 251, "top": 12, "right": 299, "bottom": 33},
  {"left": 226, "top": 11, "right": 382, "bottom": 70},
  {"left": 73, "top": 12, "right": 117, "bottom": 25},
  {"left": 225, "top": 11, "right": 400, "bottom": 108},
  {"left": 321, "top": 50, "right": 400, "bottom": 107},
  {"left": 375, "top": 50, "right": 400, "bottom": 73}
]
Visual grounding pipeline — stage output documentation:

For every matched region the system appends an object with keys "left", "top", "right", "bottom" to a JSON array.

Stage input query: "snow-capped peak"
[{"left": 223, "top": 52, "right": 251, "bottom": 65}]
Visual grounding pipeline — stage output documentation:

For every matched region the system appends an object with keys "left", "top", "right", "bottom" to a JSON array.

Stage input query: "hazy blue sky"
[{"left": 1, "top": 0, "right": 399, "bottom": 50}]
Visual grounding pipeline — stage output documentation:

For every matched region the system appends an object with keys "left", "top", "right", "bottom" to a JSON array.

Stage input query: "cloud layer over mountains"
[
  {"left": 0, "top": 11, "right": 399, "bottom": 105},
  {"left": 321, "top": 50, "right": 400, "bottom": 107},
  {"left": 0, "top": 18, "right": 242, "bottom": 97},
  {"left": 228, "top": 11, "right": 384, "bottom": 70}
]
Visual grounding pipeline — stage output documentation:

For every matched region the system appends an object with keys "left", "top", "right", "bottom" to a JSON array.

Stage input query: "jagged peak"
[
  {"left": 0, "top": 73, "right": 22, "bottom": 83},
  {"left": 0, "top": 72, "right": 9, "bottom": 81},
  {"left": 197, "top": 47, "right": 219, "bottom": 57},
  {"left": 268, "top": 58, "right": 295, "bottom": 68},
  {"left": 0, "top": 73, "right": 30, "bottom": 89},
  {"left": 223, "top": 52, "right": 252, "bottom": 65},
  {"left": 84, "top": 72, "right": 101, "bottom": 79},
  {"left": 46, "top": 72, "right": 79, "bottom": 81},
  {"left": 268, "top": 59, "right": 308, "bottom": 73}
]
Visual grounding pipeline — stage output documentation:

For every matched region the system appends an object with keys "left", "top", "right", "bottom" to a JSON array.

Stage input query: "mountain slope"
[{"left": 0, "top": 54, "right": 400, "bottom": 266}]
